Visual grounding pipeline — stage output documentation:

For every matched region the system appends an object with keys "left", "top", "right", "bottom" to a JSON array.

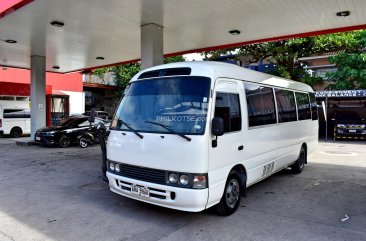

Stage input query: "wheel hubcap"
[
  {"left": 225, "top": 179, "right": 240, "bottom": 208},
  {"left": 61, "top": 137, "right": 69, "bottom": 146},
  {"left": 80, "top": 139, "right": 87, "bottom": 147}
]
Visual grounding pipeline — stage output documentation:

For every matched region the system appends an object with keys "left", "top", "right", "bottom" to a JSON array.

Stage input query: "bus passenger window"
[
  {"left": 295, "top": 92, "right": 311, "bottom": 120},
  {"left": 214, "top": 93, "right": 241, "bottom": 133},
  {"left": 245, "top": 84, "right": 276, "bottom": 127},
  {"left": 275, "top": 89, "right": 297, "bottom": 123},
  {"left": 309, "top": 93, "right": 318, "bottom": 120}
]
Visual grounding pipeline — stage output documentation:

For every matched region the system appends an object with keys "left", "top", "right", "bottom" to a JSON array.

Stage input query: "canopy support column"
[
  {"left": 141, "top": 23, "right": 164, "bottom": 70},
  {"left": 30, "top": 55, "right": 46, "bottom": 140}
]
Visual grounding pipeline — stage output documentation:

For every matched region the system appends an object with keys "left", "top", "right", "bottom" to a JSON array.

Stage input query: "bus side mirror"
[
  {"left": 96, "top": 122, "right": 106, "bottom": 132},
  {"left": 212, "top": 117, "right": 224, "bottom": 137}
]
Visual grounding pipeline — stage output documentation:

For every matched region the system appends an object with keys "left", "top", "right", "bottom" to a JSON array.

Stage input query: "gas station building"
[{"left": 0, "top": 0, "right": 366, "bottom": 138}]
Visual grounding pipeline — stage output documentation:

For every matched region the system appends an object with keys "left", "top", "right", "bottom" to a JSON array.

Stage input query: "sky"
[{"left": 183, "top": 53, "right": 204, "bottom": 61}]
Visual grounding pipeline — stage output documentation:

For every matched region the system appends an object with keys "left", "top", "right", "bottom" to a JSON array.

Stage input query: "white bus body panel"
[
  {"left": 107, "top": 61, "right": 318, "bottom": 212},
  {"left": 107, "top": 131, "right": 210, "bottom": 211},
  {"left": 206, "top": 79, "right": 318, "bottom": 208},
  {"left": 107, "top": 132, "right": 209, "bottom": 173},
  {"left": 107, "top": 172, "right": 209, "bottom": 212}
]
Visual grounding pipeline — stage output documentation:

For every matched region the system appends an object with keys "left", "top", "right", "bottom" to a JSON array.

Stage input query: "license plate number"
[
  {"left": 349, "top": 130, "right": 356, "bottom": 133},
  {"left": 36, "top": 136, "right": 40, "bottom": 140},
  {"left": 131, "top": 184, "right": 150, "bottom": 198}
]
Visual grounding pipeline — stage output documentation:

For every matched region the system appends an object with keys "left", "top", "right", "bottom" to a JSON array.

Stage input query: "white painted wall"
[
  {"left": 60, "top": 91, "right": 85, "bottom": 115},
  {"left": 0, "top": 100, "right": 30, "bottom": 109}
]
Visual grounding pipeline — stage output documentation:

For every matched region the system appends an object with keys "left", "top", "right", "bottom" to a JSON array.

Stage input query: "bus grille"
[{"left": 120, "top": 164, "right": 166, "bottom": 185}]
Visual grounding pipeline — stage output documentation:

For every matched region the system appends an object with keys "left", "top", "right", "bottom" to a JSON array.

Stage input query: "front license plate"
[
  {"left": 36, "top": 136, "right": 40, "bottom": 141},
  {"left": 349, "top": 130, "right": 356, "bottom": 133},
  {"left": 131, "top": 184, "right": 150, "bottom": 198}
]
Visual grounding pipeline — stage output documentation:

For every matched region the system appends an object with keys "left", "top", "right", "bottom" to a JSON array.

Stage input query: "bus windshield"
[{"left": 111, "top": 76, "right": 211, "bottom": 135}]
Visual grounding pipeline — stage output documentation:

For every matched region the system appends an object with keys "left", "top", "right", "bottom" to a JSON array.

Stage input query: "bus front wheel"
[{"left": 215, "top": 172, "right": 242, "bottom": 216}]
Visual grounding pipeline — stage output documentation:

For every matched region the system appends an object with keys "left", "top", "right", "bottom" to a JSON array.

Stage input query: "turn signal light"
[{"left": 193, "top": 175, "right": 207, "bottom": 189}]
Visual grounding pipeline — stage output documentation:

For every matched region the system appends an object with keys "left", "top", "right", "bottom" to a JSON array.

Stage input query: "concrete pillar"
[
  {"left": 141, "top": 23, "right": 164, "bottom": 70},
  {"left": 30, "top": 55, "right": 46, "bottom": 140}
]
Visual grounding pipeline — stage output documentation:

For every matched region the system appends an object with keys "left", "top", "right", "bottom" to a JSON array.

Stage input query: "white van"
[
  {"left": 0, "top": 107, "right": 31, "bottom": 137},
  {"left": 0, "top": 96, "right": 31, "bottom": 138},
  {"left": 106, "top": 61, "right": 318, "bottom": 215}
]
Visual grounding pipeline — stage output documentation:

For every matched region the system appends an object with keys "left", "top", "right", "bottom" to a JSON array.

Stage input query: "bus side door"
[{"left": 207, "top": 79, "right": 245, "bottom": 207}]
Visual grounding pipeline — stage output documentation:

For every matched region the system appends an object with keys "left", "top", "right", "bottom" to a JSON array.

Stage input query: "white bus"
[
  {"left": 0, "top": 97, "right": 31, "bottom": 138},
  {"left": 106, "top": 62, "right": 318, "bottom": 215}
]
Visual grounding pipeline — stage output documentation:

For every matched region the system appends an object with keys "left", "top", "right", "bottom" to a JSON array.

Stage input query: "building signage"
[{"left": 315, "top": 90, "right": 366, "bottom": 98}]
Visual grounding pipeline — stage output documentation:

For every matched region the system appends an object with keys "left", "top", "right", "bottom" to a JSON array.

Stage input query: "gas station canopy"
[{"left": 1, "top": 0, "right": 366, "bottom": 73}]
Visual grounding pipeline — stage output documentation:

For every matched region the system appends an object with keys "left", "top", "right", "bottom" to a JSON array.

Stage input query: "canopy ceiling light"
[
  {"left": 229, "top": 30, "right": 241, "bottom": 35},
  {"left": 50, "top": 20, "right": 65, "bottom": 27},
  {"left": 5, "top": 39, "right": 17, "bottom": 44},
  {"left": 336, "top": 11, "right": 350, "bottom": 17}
]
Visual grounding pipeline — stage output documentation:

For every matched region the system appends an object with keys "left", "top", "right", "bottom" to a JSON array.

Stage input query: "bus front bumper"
[{"left": 107, "top": 172, "right": 209, "bottom": 212}]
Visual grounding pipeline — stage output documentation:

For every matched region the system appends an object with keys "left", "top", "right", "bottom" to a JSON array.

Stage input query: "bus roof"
[{"left": 131, "top": 61, "right": 314, "bottom": 93}]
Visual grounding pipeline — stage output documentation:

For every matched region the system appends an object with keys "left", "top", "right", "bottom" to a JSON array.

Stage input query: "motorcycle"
[{"left": 78, "top": 127, "right": 98, "bottom": 148}]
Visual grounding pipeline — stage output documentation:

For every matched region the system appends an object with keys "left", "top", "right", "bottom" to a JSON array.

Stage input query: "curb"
[{"left": 16, "top": 141, "right": 37, "bottom": 146}]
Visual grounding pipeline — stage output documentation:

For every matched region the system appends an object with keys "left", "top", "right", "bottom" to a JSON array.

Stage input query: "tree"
[
  {"left": 326, "top": 53, "right": 366, "bottom": 89},
  {"left": 164, "top": 55, "right": 185, "bottom": 64},
  {"left": 93, "top": 56, "right": 186, "bottom": 96},
  {"left": 326, "top": 31, "right": 366, "bottom": 90},
  {"left": 201, "top": 30, "right": 366, "bottom": 88},
  {"left": 113, "top": 63, "right": 141, "bottom": 96}
]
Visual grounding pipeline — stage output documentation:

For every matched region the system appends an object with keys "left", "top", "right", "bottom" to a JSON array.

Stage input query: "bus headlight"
[
  {"left": 115, "top": 163, "right": 120, "bottom": 172},
  {"left": 166, "top": 172, "right": 208, "bottom": 189},
  {"left": 179, "top": 175, "right": 189, "bottom": 185},
  {"left": 109, "top": 162, "right": 115, "bottom": 171},
  {"left": 168, "top": 173, "right": 179, "bottom": 183}
]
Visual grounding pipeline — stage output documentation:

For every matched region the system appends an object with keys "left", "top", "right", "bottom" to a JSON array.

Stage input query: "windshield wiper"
[
  {"left": 145, "top": 120, "right": 191, "bottom": 142},
  {"left": 119, "top": 119, "right": 143, "bottom": 139}
]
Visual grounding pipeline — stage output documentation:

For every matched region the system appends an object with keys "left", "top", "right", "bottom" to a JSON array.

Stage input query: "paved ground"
[{"left": 0, "top": 137, "right": 365, "bottom": 241}]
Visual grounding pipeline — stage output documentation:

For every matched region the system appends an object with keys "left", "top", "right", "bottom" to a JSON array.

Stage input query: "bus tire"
[
  {"left": 10, "top": 127, "right": 22, "bottom": 138},
  {"left": 58, "top": 134, "right": 71, "bottom": 148},
  {"left": 291, "top": 147, "right": 306, "bottom": 174},
  {"left": 215, "top": 172, "right": 242, "bottom": 216}
]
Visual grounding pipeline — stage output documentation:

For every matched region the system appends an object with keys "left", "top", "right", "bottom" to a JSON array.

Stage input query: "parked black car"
[
  {"left": 35, "top": 115, "right": 106, "bottom": 147},
  {"left": 77, "top": 127, "right": 98, "bottom": 148},
  {"left": 332, "top": 111, "right": 366, "bottom": 140}
]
